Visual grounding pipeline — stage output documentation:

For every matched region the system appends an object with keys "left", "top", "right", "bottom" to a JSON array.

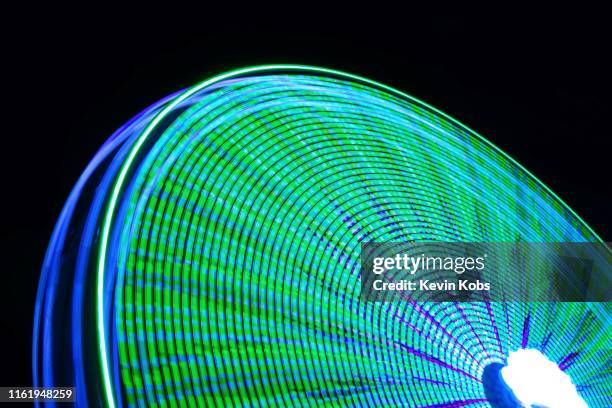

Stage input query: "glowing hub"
[{"left": 501, "top": 349, "right": 587, "bottom": 408}]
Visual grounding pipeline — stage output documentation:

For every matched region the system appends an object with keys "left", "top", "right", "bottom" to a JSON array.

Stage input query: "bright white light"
[{"left": 501, "top": 349, "right": 587, "bottom": 408}]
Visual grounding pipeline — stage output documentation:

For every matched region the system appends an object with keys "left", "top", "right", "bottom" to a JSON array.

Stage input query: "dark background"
[{"left": 3, "top": 5, "right": 610, "bottom": 386}]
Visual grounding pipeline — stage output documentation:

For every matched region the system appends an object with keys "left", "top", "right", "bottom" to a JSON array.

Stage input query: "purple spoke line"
[
  {"left": 558, "top": 351, "right": 581, "bottom": 371},
  {"left": 390, "top": 314, "right": 439, "bottom": 345},
  {"left": 323, "top": 319, "right": 412, "bottom": 387},
  {"left": 411, "top": 376, "right": 451, "bottom": 386},
  {"left": 391, "top": 313, "right": 482, "bottom": 382},
  {"left": 335, "top": 321, "right": 474, "bottom": 402},
  {"left": 469, "top": 261, "right": 501, "bottom": 355},
  {"left": 454, "top": 303, "right": 492, "bottom": 360},
  {"left": 521, "top": 312, "right": 531, "bottom": 348},
  {"left": 484, "top": 301, "right": 503, "bottom": 355},
  {"left": 397, "top": 302, "right": 479, "bottom": 361},
  {"left": 420, "top": 398, "right": 488, "bottom": 408},
  {"left": 337, "top": 315, "right": 484, "bottom": 392},
  {"left": 395, "top": 341, "right": 482, "bottom": 383},
  {"left": 555, "top": 310, "right": 593, "bottom": 373},
  {"left": 503, "top": 302, "right": 513, "bottom": 352},
  {"left": 572, "top": 309, "right": 595, "bottom": 348},
  {"left": 540, "top": 331, "right": 553, "bottom": 352}
]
